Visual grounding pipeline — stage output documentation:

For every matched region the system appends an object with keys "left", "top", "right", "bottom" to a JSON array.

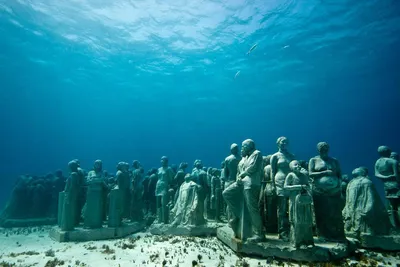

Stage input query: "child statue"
[{"left": 284, "top": 160, "right": 314, "bottom": 248}]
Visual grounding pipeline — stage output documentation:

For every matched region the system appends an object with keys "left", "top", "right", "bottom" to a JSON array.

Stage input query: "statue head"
[
  {"left": 68, "top": 160, "right": 79, "bottom": 172},
  {"left": 230, "top": 143, "right": 239, "bottom": 155},
  {"left": 241, "top": 139, "right": 256, "bottom": 157},
  {"left": 289, "top": 160, "right": 301, "bottom": 173},
  {"left": 132, "top": 160, "right": 141, "bottom": 169},
  {"left": 160, "top": 156, "right": 169, "bottom": 167},
  {"left": 184, "top": 173, "right": 192, "bottom": 182},
  {"left": 194, "top": 159, "right": 203, "bottom": 169},
  {"left": 179, "top": 162, "right": 188, "bottom": 170},
  {"left": 263, "top": 155, "right": 272, "bottom": 167},
  {"left": 378, "top": 146, "right": 391, "bottom": 158},
  {"left": 352, "top": 166, "right": 368, "bottom": 178},
  {"left": 73, "top": 159, "right": 81, "bottom": 167},
  {"left": 94, "top": 160, "right": 102, "bottom": 172},
  {"left": 317, "top": 142, "right": 330, "bottom": 157},
  {"left": 117, "top": 162, "right": 129, "bottom": 172},
  {"left": 276, "top": 136, "right": 288, "bottom": 151},
  {"left": 390, "top": 152, "right": 399, "bottom": 161}
]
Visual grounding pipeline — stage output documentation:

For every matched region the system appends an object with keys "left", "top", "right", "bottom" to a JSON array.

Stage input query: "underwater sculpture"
[
  {"left": 284, "top": 160, "right": 314, "bottom": 248},
  {"left": 172, "top": 162, "right": 188, "bottom": 204},
  {"left": 309, "top": 142, "right": 346, "bottom": 242},
  {"left": 191, "top": 159, "right": 209, "bottom": 219},
  {"left": 374, "top": 146, "right": 400, "bottom": 227},
  {"left": 60, "top": 160, "right": 80, "bottom": 231},
  {"left": 222, "top": 143, "right": 241, "bottom": 220},
  {"left": 171, "top": 174, "right": 205, "bottom": 226},
  {"left": 209, "top": 168, "right": 222, "bottom": 221},
  {"left": 343, "top": 166, "right": 400, "bottom": 250},
  {"left": 343, "top": 167, "right": 391, "bottom": 238},
  {"left": 260, "top": 154, "right": 278, "bottom": 233},
  {"left": 270, "top": 136, "right": 295, "bottom": 240},
  {"left": 222, "top": 139, "right": 264, "bottom": 242},
  {"left": 130, "top": 163, "right": 144, "bottom": 222},
  {"left": 155, "top": 156, "right": 174, "bottom": 224},
  {"left": 84, "top": 160, "right": 108, "bottom": 228},
  {"left": 116, "top": 162, "right": 131, "bottom": 219}
]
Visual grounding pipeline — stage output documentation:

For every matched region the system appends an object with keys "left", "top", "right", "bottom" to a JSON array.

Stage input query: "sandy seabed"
[{"left": 0, "top": 227, "right": 399, "bottom": 267}]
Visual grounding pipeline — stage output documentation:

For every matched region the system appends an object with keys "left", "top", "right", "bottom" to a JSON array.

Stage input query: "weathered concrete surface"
[
  {"left": 217, "top": 226, "right": 356, "bottom": 262},
  {"left": 49, "top": 221, "right": 145, "bottom": 242},
  {"left": 149, "top": 222, "right": 224, "bottom": 236},
  {"left": 358, "top": 233, "right": 400, "bottom": 251}
]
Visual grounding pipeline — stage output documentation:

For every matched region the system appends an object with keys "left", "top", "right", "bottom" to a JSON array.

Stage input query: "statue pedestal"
[
  {"left": 149, "top": 221, "right": 224, "bottom": 237},
  {"left": 346, "top": 232, "right": 400, "bottom": 251},
  {"left": 217, "top": 226, "right": 356, "bottom": 262},
  {"left": 49, "top": 221, "right": 145, "bottom": 242}
]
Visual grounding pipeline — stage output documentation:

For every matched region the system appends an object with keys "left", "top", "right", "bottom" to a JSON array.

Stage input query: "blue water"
[{"left": 0, "top": 0, "right": 399, "bottom": 206}]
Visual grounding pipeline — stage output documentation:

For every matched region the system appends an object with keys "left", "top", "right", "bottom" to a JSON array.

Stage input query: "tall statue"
[
  {"left": 309, "top": 142, "right": 345, "bottom": 241},
  {"left": 343, "top": 167, "right": 391, "bottom": 238},
  {"left": 171, "top": 174, "right": 206, "bottom": 226},
  {"left": 60, "top": 161, "right": 80, "bottom": 231},
  {"left": 84, "top": 160, "right": 108, "bottom": 228},
  {"left": 375, "top": 146, "right": 400, "bottom": 227},
  {"left": 270, "top": 136, "right": 295, "bottom": 240},
  {"left": 116, "top": 162, "right": 131, "bottom": 219},
  {"left": 156, "top": 156, "right": 175, "bottom": 224},
  {"left": 223, "top": 143, "right": 241, "bottom": 188},
  {"left": 192, "top": 160, "right": 209, "bottom": 219},
  {"left": 222, "top": 139, "right": 264, "bottom": 242},
  {"left": 284, "top": 160, "right": 314, "bottom": 248},
  {"left": 172, "top": 162, "right": 188, "bottom": 204},
  {"left": 260, "top": 155, "right": 277, "bottom": 233}
]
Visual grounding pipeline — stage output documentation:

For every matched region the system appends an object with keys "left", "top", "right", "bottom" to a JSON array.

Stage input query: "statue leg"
[
  {"left": 222, "top": 183, "right": 242, "bottom": 235},
  {"left": 277, "top": 196, "right": 289, "bottom": 240},
  {"left": 244, "top": 186, "right": 264, "bottom": 240}
]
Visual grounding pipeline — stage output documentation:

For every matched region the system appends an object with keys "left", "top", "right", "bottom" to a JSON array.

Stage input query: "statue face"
[
  {"left": 161, "top": 157, "right": 168, "bottom": 167},
  {"left": 277, "top": 138, "right": 288, "bottom": 150},
  {"left": 289, "top": 160, "right": 301, "bottom": 173},
  {"left": 94, "top": 161, "right": 102, "bottom": 171}
]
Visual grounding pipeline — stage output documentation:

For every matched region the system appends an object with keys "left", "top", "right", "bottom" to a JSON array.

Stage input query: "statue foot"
[{"left": 246, "top": 234, "right": 265, "bottom": 243}]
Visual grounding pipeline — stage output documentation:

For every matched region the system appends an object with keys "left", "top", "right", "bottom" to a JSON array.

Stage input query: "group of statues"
[
  {"left": 1, "top": 137, "right": 399, "bottom": 251},
  {"left": 0, "top": 170, "right": 66, "bottom": 224},
  {"left": 221, "top": 138, "right": 400, "bottom": 248}
]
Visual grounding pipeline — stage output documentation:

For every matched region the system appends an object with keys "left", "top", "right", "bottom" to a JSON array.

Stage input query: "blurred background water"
[{"left": 0, "top": 0, "right": 399, "bottom": 206}]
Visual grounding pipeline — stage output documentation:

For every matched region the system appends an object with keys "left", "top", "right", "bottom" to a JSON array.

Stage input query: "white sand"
[{"left": 0, "top": 227, "right": 398, "bottom": 267}]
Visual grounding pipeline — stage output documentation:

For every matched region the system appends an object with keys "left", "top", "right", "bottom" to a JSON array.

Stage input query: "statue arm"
[
  {"left": 308, "top": 158, "right": 331, "bottom": 178},
  {"left": 270, "top": 154, "right": 278, "bottom": 183},
  {"left": 284, "top": 173, "right": 302, "bottom": 191},
  {"left": 223, "top": 161, "right": 229, "bottom": 181},
  {"left": 374, "top": 163, "right": 392, "bottom": 179},
  {"left": 242, "top": 152, "right": 262, "bottom": 177}
]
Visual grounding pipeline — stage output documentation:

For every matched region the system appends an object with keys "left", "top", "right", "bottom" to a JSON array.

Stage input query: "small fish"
[
  {"left": 234, "top": 70, "right": 241, "bottom": 79},
  {"left": 246, "top": 43, "right": 258, "bottom": 55},
  {"left": 283, "top": 45, "right": 290, "bottom": 49}
]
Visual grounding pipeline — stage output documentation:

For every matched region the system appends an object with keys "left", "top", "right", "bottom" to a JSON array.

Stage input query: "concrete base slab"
[
  {"left": 149, "top": 222, "right": 224, "bottom": 236},
  {"left": 49, "top": 221, "right": 145, "bottom": 242},
  {"left": 359, "top": 233, "right": 400, "bottom": 251},
  {"left": 217, "top": 226, "right": 356, "bottom": 262}
]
